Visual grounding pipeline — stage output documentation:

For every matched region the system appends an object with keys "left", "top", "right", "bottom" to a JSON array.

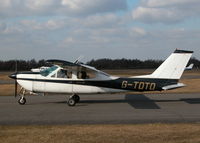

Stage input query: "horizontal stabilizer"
[
  {"left": 185, "top": 63, "right": 194, "bottom": 70},
  {"left": 162, "top": 83, "right": 186, "bottom": 90}
]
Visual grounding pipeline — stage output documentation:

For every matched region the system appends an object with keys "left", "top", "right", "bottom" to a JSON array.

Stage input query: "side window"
[
  {"left": 67, "top": 71, "right": 72, "bottom": 78},
  {"left": 77, "top": 71, "right": 89, "bottom": 79},
  {"left": 57, "top": 69, "right": 66, "bottom": 78},
  {"left": 87, "top": 71, "right": 96, "bottom": 79},
  {"left": 57, "top": 69, "right": 72, "bottom": 79}
]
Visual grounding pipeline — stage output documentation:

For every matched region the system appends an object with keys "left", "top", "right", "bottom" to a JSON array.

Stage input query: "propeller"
[
  {"left": 14, "top": 79, "right": 17, "bottom": 97},
  {"left": 9, "top": 60, "right": 18, "bottom": 97},
  {"left": 14, "top": 60, "right": 18, "bottom": 98}
]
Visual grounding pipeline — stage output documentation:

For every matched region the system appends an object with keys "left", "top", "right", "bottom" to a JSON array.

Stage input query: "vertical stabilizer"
[{"left": 151, "top": 50, "right": 193, "bottom": 79}]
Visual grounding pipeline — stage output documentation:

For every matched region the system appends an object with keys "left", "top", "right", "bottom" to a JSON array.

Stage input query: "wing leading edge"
[{"left": 46, "top": 59, "right": 110, "bottom": 77}]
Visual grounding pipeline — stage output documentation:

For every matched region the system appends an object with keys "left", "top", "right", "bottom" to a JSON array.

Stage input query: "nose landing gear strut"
[{"left": 17, "top": 88, "right": 27, "bottom": 105}]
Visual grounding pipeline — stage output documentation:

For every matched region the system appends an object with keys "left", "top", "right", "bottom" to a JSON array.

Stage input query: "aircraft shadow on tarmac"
[
  {"left": 125, "top": 94, "right": 160, "bottom": 109},
  {"left": 181, "top": 98, "right": 200, "bottom": 104},
  {"left": 78, "top": 94, "right": 161, "bottom": 109},
  {"left": 77, "top": 94, "right": 200, "bottom": 109},
  {"left": 46, "top": 94, "right": 160, "bottom": 109}
]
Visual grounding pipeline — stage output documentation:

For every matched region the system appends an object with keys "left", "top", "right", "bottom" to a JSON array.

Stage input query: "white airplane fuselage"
[{"left": 16, "top": 73, "right": 124, "bottom": 94}]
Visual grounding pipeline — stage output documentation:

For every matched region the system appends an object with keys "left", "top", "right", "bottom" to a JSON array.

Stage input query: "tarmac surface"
[{"left": 0, "top": 93, "right": 200, "bottom": 125}]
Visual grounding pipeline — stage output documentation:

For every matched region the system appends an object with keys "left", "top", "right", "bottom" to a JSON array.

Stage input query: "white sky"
[{"left": 0, "top": 0, "right": 199, "bottom": 62}]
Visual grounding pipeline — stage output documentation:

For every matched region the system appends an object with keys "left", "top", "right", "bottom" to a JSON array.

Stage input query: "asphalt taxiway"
[{"left": 0, "top": 93, "right": 200, "bottom": 125}]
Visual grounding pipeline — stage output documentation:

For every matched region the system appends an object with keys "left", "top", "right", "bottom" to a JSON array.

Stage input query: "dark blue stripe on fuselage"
[{"left": 17, "top": 77, "right": 178, "bottom": 92}]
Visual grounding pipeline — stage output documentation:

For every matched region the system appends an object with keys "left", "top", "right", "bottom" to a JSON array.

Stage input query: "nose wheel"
[
  {"left": 68, "top": 94, "right": 80, "bottom": 106},
  {"left": 18, "top": 97, "right": 26, "bottom": 105},
  {"left": 17, "top": 88, "right": 27, "bottom": 105}
]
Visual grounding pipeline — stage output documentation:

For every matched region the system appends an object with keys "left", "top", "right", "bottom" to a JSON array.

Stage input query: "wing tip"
[{"left": 174, "top": 49, "right": 194, "bottom": 54}]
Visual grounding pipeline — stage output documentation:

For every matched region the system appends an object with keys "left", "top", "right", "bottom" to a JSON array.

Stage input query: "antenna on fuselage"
[{"left": 74, "top": 55, "right": 84, "bottom": 64}]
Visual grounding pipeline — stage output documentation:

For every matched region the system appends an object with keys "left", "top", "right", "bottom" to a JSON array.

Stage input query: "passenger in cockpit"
[{"left": 81, "top": 71, "right": 87, "bottom": 79}]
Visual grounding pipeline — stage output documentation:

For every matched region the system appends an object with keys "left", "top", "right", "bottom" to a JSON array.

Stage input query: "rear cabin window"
[{"left": 77, "top": 71, "right": 96, "bottom": 79}]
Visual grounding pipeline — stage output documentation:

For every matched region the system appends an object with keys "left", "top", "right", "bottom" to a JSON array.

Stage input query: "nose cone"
[{"left": 9, "top": 73, "right": 17, "bottom": 79}]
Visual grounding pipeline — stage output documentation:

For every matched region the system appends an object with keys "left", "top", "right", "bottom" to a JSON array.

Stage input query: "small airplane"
[
  {"left": 9, "top": 49, "right": 193, "bottom": 106},
  {"left": 185, "top": 63, "right": 194, "bottom": 70}
]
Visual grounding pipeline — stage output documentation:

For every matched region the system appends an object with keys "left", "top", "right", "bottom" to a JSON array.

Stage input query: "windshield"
[{"left": 40, "top": 65, "right": 58, "bottom": 76}]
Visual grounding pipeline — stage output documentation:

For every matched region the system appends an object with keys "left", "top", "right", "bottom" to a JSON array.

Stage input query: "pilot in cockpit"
[
  {"left": 57, "top": 69, "right": 68, "bottom": 78},
  {"left": 77, "top": 71, "right": 89, "bottom": 79}
]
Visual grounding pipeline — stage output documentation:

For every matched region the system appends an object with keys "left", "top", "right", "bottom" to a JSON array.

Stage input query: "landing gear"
[
  {"left": 17, "top": 88, "right": 27, "bottom": 105},
  {"left": 18, "top": 97, "right": 26, "bottom": 105},
  {"left": 67, "top": 94, "right": 80, "bottom": 106},
  {"left": 68, "top": 98, "right": 76, "bottom": 106},
  {"left": 73, "top": 94, "right": 80, "bottom": 103}
]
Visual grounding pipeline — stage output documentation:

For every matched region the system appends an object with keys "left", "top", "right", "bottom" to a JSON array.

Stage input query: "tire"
[
  {"left": 68, "top": 98, "right": 76, "bottom": 106},
  {"left": 73, "top": 94, "right": 80, "bottom": 103},
  {"left": 18, "top": 97, "right": 26, "bottom": 105}
]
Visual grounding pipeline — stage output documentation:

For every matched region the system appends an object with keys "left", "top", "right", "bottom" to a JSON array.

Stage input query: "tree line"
[
  {"left": 0, "top": 59, "right": 46, "bottom": 71},
  {"left": 0, "top": 58, "right": 199, "bottom": 71},
  {"left": 86, "top": 57, "right": 200, "bottom": 70}
]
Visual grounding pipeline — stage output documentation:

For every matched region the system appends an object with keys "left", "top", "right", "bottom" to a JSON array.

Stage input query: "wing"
[
  {"left": 46, "top": 59, "right": 78, "bottom": 67},
  {"left": 79, "top": 63, "right": 110, "bottom": 76},
  {"left": 46, "top": 59, "right": 110, "bottom": 76}
]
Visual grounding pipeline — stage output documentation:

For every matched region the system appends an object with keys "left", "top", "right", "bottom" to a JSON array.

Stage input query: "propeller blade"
[
  {"left": 15, "top": 60, "right": 18, "bottom": 72},
  {"left": 15, "top": 60, "right": 18, "bottom": 97},
  {"left": 15, "top": 80, "right": 17, "bottom": 98},
  {"left": 8, "top": 60, "right": 19, "bottom": 97},
  {"left": 12, "top": 60, "right": 18, "bottom": 98}
]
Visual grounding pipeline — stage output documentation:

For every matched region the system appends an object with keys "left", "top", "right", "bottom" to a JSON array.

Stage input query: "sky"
[{"left": 0, "top": 0, "right": 200, "bottom": 62}]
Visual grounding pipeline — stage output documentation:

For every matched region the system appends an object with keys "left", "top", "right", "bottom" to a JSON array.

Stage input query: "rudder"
[{"left": 151, "top": 49, "right": 193, "bottom": 79}]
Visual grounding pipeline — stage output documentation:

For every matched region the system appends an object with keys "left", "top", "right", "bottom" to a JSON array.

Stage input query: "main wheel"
[
  {"left": 18, "top": 97, "right": 26, "bottom": 105},
  {"left": 73, "top": 94, "right": 80, "bottom": 103},
  {"left": 68, "top": 98, "right": 76, "bottom": 106}
]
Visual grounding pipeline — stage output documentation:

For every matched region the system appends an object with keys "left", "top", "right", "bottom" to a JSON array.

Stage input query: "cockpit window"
[
  {"left": 57, "top": 69, "right": 72, "bottom": 78},
  {"left": 40, "top": 66, "right": 58, "bottom": 76}
]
